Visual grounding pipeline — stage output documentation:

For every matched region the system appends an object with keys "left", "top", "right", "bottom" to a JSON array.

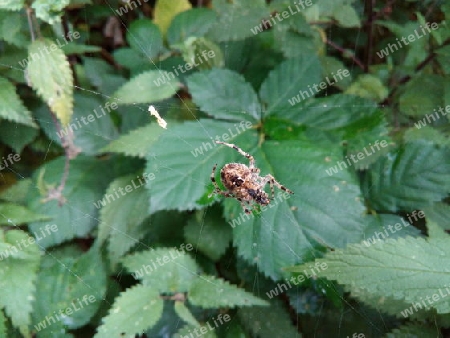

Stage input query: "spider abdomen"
[
  {"left": 219, "top": 163, "right": 270, "bottom": 205},
  {"left": 210, "top": 141, "right": 293, "bottom": 214},
  {"left": 220, "top": 163, "right": 250, "bottom": 191}
]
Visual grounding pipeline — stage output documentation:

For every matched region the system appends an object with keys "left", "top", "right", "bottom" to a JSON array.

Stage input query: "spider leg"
[
  {"left": 209, "top": 164, "right": 236, "bottom": 198},
  {"left": 210, "top": 164, "right": 221, "bottom": 192},
  {"left": 269, "top": 179, "right": 275, "bottom": 200},
  {"left": 215, "top": 141, "right": 256, "bottom": 169},
  {"left": 261, "top": 174, "right": 294, "bottom": 196},
  {"left": 214, "top": 191, "right": 234, "bottom": 198},
  {"left": 237, "top": 198, "right": 251, "bottom": 214}
]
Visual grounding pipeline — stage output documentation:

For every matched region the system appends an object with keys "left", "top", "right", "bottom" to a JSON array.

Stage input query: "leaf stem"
[{"left": 325, "top": 39, "right": 365, "bottom": 70}]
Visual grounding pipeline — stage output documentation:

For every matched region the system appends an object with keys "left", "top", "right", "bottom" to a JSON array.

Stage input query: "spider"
[{"left": 209, "top": 141, "right": 293, "bottom": 214}]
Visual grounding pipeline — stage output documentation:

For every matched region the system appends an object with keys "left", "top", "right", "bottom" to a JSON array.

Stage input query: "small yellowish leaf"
[
  {"left": 26, "top": 38, "right": 73, "bottom": 126},
  {"left": 154, "top": 0, "right": 192, "bottom": 36}
]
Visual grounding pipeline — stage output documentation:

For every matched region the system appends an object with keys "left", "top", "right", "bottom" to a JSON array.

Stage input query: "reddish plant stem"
[{"left": 326, "top": 39, "right": 365, "bottom": 70}]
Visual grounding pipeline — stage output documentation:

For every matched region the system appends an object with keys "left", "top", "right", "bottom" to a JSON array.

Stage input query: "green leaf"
[
  {"left": 175, "top": 324, "right": 218, "bottom": 338},
  {"left": 363, "top": 142, "right": 450, "bottom": 212},
  {"left": 101, "top": 123, "right": 165, "bottom": 158},
  {"left": 405, "top": 126, "right": 450, "bottom": 147},
  {"left": 238, "top": 300, "right": 300, "bottom": 338},
  {"left": 342, "top": 114, "right": 393, "bottom": 170},
  {"left": 0, "top": 229, "right": 41, "bottom": 336},
  {"left": 184, "top": 210, "right": 232, "bottom": 261},
  {"left": 0, "top": 11, "right": 29, "bottom": 48},
  {"left": 145, "top": 120, "right": 257, "bottom": 213},
  {"left": 187, "top": 69, "right": 261, "bottom": 121},
  {"left": 153, "top": 0, "right": 192, "bottom": 36},
  {"left": 208, "top": 0, "right": 270, "bottom": 41},
  {"left": 111, "top": 70, "right": 181, "bottom": 105},
  {"left": 218, "top": 38, "right": 282, "bottom": 88},
  {"left": 0, "top": 203, "right": 50, "bottom": 226},
  {"left": 228, "top": 140, "right": 366, "bottom": 279},
  {"left": 0, "top": 310, "right": 5, "bottom": 338},
  {"left": 0, "top": 179, "right": 31, "bottom": 204},
  {"left": 345, "top": 74, "right": 388, "bottom": 102},
  {"left": 146, "top": 299, "right": 188, "bottom": 337},
  {"left": 259, "top": 56, "right": 322, "bottom": 116},
  {"left": 167, "top": 8, "right": 217, "bottom": 46},
  {"left": 333, "top": 4, "right": 361, "bottom": 28},
  {"left": 0, "top": 0, "right": 25, "bottom": 10},
  {"left": 272, "top": 12, "right": 317, "bottom": 58},
  {"left": 270, "top": 94, "right": 380, "bottom": 130},
  {"left": 423, "top": 203, "right": 450, "bottom": 230},
  {"left": 316, "top": 0, "right": 355, "bottom": 20},
  {"left": 362, "top": 214, "right": 422, "bottom": 245},
  {"left": 399, "top": 74, "right": 445, "bottom": 116},
  {"left": 127, "top": 19, "right": 163, "bottom": 60},
  {"left": 122, "top": 248, "right": 200, "bottom": 292},
  {"left": 320, "top": 56, "right": 352, "bottom": 90},
  {"left": 0, "top": 121, "right": 39, "bottom": 153},
  {"left": 174, "top": 301, "right": 200, "bottom": 327},
  {"left": 291, "top": 237, "right": 450, "bottom": 314},
  {"left": 274, "top": 29, "right": 318, "bottom": 59},
  {"left": 348, "top": 286, "right": 413, "bottom": 318},
  {"left": 27, "top": 156, "right": 118, "bottom": 247},
  {"left": 98, "top": 174, "right": 150, "bottom": 267},
  {"left": 26, "top": 38, "right": 73, "bottom": 126},
  {"left": 188, "top": 276, "right": 268, "bottom": 308},
  {"left": 0, "top": 77, "right": 36, "bottom": 127},
  {"left": 112, "top": 48, "right": 151, "bottom": 75},
  {"left": 35, "top": 93, "right": 119, "bottom": 156},
  {"left": 31, "top": 0, "right": 69, "bottom": 24},
  {"left": 386, "top": 323, "right": 440, "bottom": 338},
  {"left": 426, "top": 220, "right": 447, "bottom": 239},
  {"left": 436, "top": 45, "right": 450, "bottom": 74},
  {"left": 178, "top": 37, "right": 224, "bottom": 70},
  {"left": 32, "top": 248, "right": 106, "bottom": 333},
  {"left": 95, "top": 284, "right": 163, "bottom": 338},
  {"left": 83, "top": 57, "right": 126, "bottom": 96}
]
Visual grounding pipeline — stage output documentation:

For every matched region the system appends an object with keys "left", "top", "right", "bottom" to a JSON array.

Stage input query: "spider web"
[{"left": 0, "top": 1, "right": 431, "bottom": 337}]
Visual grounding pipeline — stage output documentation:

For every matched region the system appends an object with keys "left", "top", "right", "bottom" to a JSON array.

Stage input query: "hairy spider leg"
[
  {"left": 209, "top": 163, "right": 223, "bottom": 195},
  {"left": 261, "top": 174, "right": 294, "bottom": 199},
  {"left": 215, "top": 141, "right": 256, "bottom": 169},
  {"left": 237, "top": 197, "right": 251, "bottom": 214},
  {"left": 209, "top": 163, "right": 234, "bottom": 198}
]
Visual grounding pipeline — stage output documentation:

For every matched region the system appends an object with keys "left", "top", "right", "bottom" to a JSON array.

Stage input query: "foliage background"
[{"left": 0, "top": 0, "right": 449, "bottom": 337}]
